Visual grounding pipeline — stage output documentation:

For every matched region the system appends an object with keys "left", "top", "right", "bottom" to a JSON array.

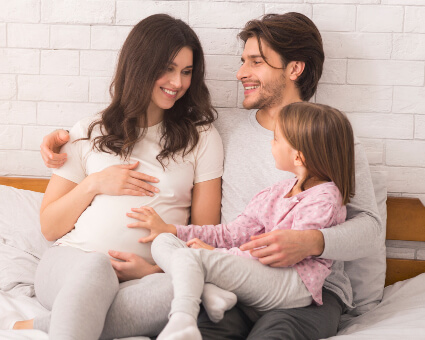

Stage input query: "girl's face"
[
  {"left": 150, "top": 46, "right": 193, "bottom": 112},
  {"left": 271, "top": 123, "right": 298, "bottom": 172}
]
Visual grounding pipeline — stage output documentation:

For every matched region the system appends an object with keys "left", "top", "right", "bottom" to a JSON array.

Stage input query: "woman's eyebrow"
[{"left": 169, "top": 62, "right": 193, "bottom": 68}]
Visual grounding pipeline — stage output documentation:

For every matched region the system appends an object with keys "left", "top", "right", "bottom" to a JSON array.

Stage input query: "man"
[{"left": 40, "top": 13, "right": 382, "bottom": 339}]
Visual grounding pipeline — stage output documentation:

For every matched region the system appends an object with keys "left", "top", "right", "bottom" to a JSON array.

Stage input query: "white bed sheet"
[
  {"left": 0, "top": 291, "right": 48, "bottom": 340},
  {"left": 2, "top": 274, "right": 425, "bottom": 340},
  {"left": 328, "top": 273, "right": 425, "bottom": 339},
  {"left": 0, "top": 291, "right": 149, "bottom": 340}
]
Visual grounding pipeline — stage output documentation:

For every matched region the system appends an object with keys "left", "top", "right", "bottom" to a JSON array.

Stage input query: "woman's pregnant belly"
[{"left": 57, "top": 194, "right": 190, "bottom": 264}]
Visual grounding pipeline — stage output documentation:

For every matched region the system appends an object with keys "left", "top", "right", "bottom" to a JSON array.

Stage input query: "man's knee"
[
  {"left": 248, "top": 310, "right": 307, "bottom": 340},
  {"left": 248, "top": 290, "right": 343, "bottom": 340}
]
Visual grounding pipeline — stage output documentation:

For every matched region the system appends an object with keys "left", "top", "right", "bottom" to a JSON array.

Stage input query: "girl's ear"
[
  {"left": 294, "top": 151, "right": 305, "bottom": 166},
  {"left": 288, "top": 61, "right": 305, "bottom": 81}
]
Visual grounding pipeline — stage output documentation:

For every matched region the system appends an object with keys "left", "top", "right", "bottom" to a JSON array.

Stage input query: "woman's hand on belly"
[
  {"left": 109, "top": 250, "right": 162, "bottom": 282},
  {"left": 91, "top": 161, "right": 160, "bottom": 197}
]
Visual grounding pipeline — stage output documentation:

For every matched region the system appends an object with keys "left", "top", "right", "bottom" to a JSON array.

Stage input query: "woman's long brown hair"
[
  {"left": 278, "top": 102, "right": 355, "bottom": 205},
  {"left": 81, "top": 14, "right": 216, "bottom": 167}
]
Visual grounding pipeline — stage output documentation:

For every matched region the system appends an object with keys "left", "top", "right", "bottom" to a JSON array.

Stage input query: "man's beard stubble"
[{"left": 243, "top": 74, "right": 286, "bottom": 110}]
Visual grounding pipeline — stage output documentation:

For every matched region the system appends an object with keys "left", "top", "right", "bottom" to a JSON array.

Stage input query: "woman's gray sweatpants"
[
  {"left": 151, "top": 233, "right": 312, "bottom": 321},
  {"left": 33, "top": 246, "right": 173, "bottom": 340}
]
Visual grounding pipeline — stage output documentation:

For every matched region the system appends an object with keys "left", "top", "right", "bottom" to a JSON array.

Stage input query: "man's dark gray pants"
[{"left": 198, "top": 288, "right": 345, "bottom": 340}]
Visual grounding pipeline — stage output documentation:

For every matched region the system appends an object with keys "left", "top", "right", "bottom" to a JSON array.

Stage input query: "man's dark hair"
[{"left": 239, "top": 13, "right": 325, "bottom": 101}]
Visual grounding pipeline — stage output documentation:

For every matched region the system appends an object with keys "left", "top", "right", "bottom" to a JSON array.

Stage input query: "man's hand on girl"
[
  {"left": 127, "top": 206, "right": 177, "bottom": 243},
  {"left": 239, "top": 229, "right": 324, "bottom": 267},
  {"left": 108, "top": 250, "right": 162, "bottom": 282},
  {"left": 91, "top": 161, "right": 160, "bottom": 197},
  {"left": 187, "top": 238, "right": 215, "bottom": 250}
]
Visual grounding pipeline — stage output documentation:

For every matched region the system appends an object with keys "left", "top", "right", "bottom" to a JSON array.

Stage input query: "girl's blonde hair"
[{"left": 278, "top": 102, "right": 355, "bottom": 205}]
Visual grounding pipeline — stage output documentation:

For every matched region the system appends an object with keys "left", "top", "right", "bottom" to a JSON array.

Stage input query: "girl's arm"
[
  {"left": 130, "top": 185, "right": 266, "bottom": 247},
  {"left": 175, "top": 188, "right": 268, "bottom": 248},
  {"left": 128, "top": 177, "right": 222, "bottom": 242}
]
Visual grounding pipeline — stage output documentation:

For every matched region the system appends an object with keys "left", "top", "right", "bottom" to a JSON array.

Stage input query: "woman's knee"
[{"left": 82, "top": 252, "right": 119, "bottom": 288}]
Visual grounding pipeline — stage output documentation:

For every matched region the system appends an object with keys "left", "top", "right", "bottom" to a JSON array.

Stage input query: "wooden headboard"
[
  {"left": 1, "top": 176, "right": 425, "bottom": 287},
  {"left": 0, "top": 176, "right": 49, "bottom": 193},
  {"left": 385, "top": 197, "right": 425, "bottom": 286}
]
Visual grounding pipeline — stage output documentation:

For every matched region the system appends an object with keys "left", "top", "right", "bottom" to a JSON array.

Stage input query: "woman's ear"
[{"left": 288, "top": 61, "right": 305, "bottom": 81}]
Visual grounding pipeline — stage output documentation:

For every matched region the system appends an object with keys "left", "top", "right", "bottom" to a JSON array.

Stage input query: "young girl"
[
  {"left": 6, "top": 14, "right": 224, "bottom": 340},
  {"left": 131, "top": 102, "right": 355, "bottom": 340}
]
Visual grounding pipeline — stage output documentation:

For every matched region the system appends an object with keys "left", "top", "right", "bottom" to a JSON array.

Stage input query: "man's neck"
[{"left": 256, "top": 94, "right": 303, "bottom": 131}]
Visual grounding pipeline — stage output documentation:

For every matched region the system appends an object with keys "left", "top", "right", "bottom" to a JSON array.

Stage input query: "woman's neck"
[{"left": 143, "top": 102, "right": 164, "bottom": 127}]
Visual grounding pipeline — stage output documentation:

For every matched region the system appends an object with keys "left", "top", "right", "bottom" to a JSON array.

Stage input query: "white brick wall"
[
  {"left": 1, "top": 2, "right": 425, "bottom": 258},
  {"left": 8, "top": 24, "right": 50, "bottom": 49},
  {"left": 357, "top": 5, "right": 403, "bottom": 32}
]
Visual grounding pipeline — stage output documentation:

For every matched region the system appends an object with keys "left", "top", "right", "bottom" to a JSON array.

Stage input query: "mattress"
[{"left": 2, "top": 274, "right": 425, "bottom": 339}]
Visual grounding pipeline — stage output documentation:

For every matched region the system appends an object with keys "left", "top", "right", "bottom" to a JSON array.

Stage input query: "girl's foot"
[
  {"left": 157, "top": 312, "right": 201, "bottom": 340},
  {"left": 201, "top": 283, "right": 237, "bottom": 323},
  {"left": 0, "top": 311, "right": 24, "bottom": 330}
]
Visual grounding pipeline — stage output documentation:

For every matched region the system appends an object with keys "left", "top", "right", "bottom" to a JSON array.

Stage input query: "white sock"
[
  {"left": 157, "top": 312, "right": 201, "bottom": 340},
  {"left": 0, "top": 311, "right": 24, "bottom": 330},
  {"left": 201, "top": 283, "right": 237, "bottom": 323}
]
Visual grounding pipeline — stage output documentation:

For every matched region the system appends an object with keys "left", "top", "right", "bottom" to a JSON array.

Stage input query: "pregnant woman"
[{"left": 11, "top": 14, "right": 223, "bottom": 340}]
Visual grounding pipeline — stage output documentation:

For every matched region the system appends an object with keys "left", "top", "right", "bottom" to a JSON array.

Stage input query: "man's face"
[{"left": 237, "top": 37, "right": 287, "bottom": 110}]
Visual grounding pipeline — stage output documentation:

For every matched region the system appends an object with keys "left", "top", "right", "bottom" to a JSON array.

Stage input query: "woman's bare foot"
[{"left": 13, "top": 319, "right": 34, "bottom": 330}]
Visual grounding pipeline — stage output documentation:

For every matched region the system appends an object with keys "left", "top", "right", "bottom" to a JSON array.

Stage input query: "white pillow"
[
  {"left": 0, "top": 185, "right": 52, "bottom": 296},
  {"left": 344, "top": 170, "right": 387, "bottom": 317}
]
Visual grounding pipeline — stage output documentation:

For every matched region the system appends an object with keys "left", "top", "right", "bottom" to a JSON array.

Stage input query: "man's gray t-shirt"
[
  {"left": 216, "top": 109, "right": 294, "bottom": 225},
  {"left": 215, "top": 109, "right": 382, "bottom": 309}
]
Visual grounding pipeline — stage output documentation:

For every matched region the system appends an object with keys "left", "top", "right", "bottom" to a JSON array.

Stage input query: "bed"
[{"left": 1, "top": 176, "right": 425, "bottom": 339}]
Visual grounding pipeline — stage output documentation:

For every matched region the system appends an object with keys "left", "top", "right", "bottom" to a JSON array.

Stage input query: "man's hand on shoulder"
[
  {"left": 239, "top": 229, "right": 325, "bottom": 267},
  {"left": 40, "top": 129, "right": 70, "bottom": 168}
]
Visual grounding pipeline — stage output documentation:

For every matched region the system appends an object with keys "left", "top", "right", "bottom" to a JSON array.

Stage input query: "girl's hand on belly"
[
  {"left": 127, "top": 206, "right": 177, "bottom": 243},
  {"left": 109, "top": 250, "right": 162, "bottom": 282}
]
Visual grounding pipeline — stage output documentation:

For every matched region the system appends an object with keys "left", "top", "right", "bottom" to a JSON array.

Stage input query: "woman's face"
[{"left": 150, "top": 46, "right": 193, "bottom": 112}]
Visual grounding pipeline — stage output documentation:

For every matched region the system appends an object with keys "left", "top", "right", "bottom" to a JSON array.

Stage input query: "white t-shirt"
[{"left": 53, "top": 115, "right": 223, "bottom": 263}]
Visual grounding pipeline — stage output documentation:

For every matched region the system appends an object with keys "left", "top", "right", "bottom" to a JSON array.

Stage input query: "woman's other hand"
[
  {"left": 40, "top": 129, "right": 70, "bottom": 168},
  {"left": 127, "top": 206, "right": 177, "bottom": 243},
  {"left": 187, "top": 238, "right": 215, "bottom": 250},
  {"left": 108, "top": 250, "right": 162, "bottom": 282},
  {"left": 91, "top": 161, "right": 159, "bottom": 197}
]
